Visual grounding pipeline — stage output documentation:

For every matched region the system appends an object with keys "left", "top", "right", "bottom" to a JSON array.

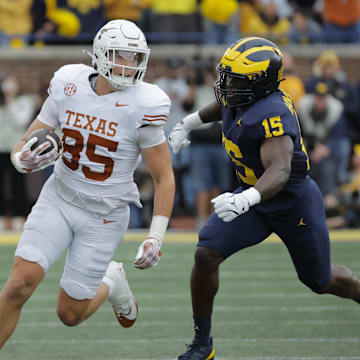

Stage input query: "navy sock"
[{"left": 193, "top": 316, "right": 211, "bottom": 345}]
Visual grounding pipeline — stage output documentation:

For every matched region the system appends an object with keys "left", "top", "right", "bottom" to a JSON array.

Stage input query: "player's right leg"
[
  {"left": 0, "top": 257, "right": 45, "bottom": 349},
  {"left": 0, "top": 175, "right": 73, "bottom": 349},
  {"left": 177, "top": 208, "right": 271, "bottom": 360},
  {"left": 322, "top": 265, "right": 360, "bottom": 301}
]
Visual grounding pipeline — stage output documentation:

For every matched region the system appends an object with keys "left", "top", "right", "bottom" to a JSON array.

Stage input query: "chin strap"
[{"left": 83, "top": 49, "right": 93, "bottom": 60}]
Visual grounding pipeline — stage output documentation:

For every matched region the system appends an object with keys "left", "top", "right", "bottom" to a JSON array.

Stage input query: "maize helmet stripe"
[
  {"left": 222, "top": 46, "right": 282, "bottom": 76},
  {"left": 230, "top": 37, "right": 262, "bottom": 52}
]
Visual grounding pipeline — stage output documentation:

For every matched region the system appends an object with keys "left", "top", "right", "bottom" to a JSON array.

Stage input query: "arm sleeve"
[
  {"left": 138, "top": 125, "right": 166, "bottom": 149},
  {"left": 37, "top": 96, "right": 60, "bottom": 128}
]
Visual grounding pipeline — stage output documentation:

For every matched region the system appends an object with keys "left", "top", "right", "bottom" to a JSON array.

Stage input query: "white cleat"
[{"left": 103, "top": 261, "right": 138, "bottom": 328}]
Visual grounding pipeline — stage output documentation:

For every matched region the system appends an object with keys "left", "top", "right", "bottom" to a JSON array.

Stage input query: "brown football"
[{"left": 26, "top": 128, "right": 62, "bottom": 155}]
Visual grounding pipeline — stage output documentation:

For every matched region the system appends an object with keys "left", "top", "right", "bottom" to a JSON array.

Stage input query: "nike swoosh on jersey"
[
  {"left": 103, "top": 219, "right": 115, "bottom": 224},
  {"left": 115, "top": 103, "right": 128, "bottom": 107}
]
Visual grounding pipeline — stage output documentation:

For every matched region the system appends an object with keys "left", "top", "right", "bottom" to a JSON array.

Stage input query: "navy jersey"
[{"left": 222, "top": 90, "right": 310, "bottom": 188}]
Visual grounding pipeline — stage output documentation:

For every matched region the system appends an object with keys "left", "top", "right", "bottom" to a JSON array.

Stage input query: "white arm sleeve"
[
  {"left": 37, "top": 96, "right": 59, "bottom": 128},
  {"left": 138, "top": 125, "right": 166, "bottom": 149}
]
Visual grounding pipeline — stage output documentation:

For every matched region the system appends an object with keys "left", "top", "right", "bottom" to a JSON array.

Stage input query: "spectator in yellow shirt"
[
  {"left": 0, "top": 0, "right": 33, "bottom": 47},
  {"left": 279, "top": 51, "right": 305, "bottom": 109},
  {"left": 103, "top": 0, "right": 151, "bottom": 27},
  {"left": 240, "top": 0, "right": 290, "bottom": 44},
  {"left": 149, "top": 0, "right": 200, "bottom": 43},
  {"left": 200, "top": 0, "right": 239, "bottom": 44}
]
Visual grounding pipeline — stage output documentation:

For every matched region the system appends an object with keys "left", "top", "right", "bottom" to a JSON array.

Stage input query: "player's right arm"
[
  {"left": 11, "top": 118, "right": 59, "bottom": 173},
  {"left": 168, "top": 101, "right": 221, "bottom": 153},
  {"left": 12, "top": 118, "right": 55, "bottom": 156},
  {"left": 11, "top": 67, "right": 64, "bottom": 173}
]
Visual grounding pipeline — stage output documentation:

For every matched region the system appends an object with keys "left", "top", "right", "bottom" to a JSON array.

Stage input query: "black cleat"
[{"left": 177, "top": 337, "right": 215, "bottom": 359}]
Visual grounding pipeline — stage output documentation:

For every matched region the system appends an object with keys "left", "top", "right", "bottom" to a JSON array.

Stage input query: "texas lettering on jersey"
[{"left": 64, "top": 110, "right": 118, "bottom": 137}]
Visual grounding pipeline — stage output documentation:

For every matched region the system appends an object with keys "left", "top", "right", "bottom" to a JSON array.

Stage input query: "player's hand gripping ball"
[
  {"left": 26, "top": 128, "right": 62, "bottom": 155},
  {"left": 19, "top": 128, "right": 62, "bottom": 172}
]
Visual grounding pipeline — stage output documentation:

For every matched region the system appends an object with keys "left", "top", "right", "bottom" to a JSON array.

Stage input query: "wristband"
[
  {"left": 182, "top": 111, "right": 203, "bottom": 132},
  {"left": 147, "top": 215, "right": 169, "bottom": 248},
  {"left": 242, "top": 187, "right": 261, "bottom": 207},
  {"left": 11, "top": 152, "right": 27, "bottom": 174}
]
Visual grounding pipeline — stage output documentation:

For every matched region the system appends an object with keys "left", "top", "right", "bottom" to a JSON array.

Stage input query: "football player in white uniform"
[{"left": 0, "top": 20, "right": 175, "bottom": 349}]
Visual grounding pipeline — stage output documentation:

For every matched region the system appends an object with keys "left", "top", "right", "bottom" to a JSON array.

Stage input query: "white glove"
[
  {"left": 211, "top": 188, "right": 261, "bottom": 222},
  {"left": 134, "top": 238, "right": 162, "bottom": 269},
  {"left": 13, "top": 137, "right": 59, "bottom": 173},
  {"left": 168, "top": 112, "right": 203, "bottom": 154},
  {"left": 168, "top": 122, "right": 191, "bottom": 154}
]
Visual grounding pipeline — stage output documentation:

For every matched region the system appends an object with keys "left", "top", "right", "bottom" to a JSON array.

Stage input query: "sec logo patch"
[{"left": 64, "top": 83, "right": 77, "bottom": 96}]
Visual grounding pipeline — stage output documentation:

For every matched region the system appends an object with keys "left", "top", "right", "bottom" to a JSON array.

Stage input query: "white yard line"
[
  {"left": 28, "top": 292, "right": 337, "bottom": 300},
  {"left": 21, "top": 305, "right": 348, "bottom": 313},
  {"left": 18, "top": 320, "right": 359, "bottom": 327},
  {"left": 10, "top": 338, "right": 360, "bottom": 344}
]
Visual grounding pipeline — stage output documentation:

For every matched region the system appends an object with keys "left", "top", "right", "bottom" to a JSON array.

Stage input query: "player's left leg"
[
  {"left": 57, "top": 260, "right": 137, "bottom": 327},
  {"left": 56, "top": 283, "right": 109, "bottom": 326},
  {"left": 56, "top": 204, "right": 138, "bottom": 326},
  {"left": 177, "top": 208, "right": 272, "bottom": 360},
  {"left": 276, "top": 178, "right": 360, "bottom": 301}
]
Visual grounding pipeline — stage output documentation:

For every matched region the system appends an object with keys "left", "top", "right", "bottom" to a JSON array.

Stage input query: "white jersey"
[{"left": 38, "top": 64, "right": 170, "bottom": 214}]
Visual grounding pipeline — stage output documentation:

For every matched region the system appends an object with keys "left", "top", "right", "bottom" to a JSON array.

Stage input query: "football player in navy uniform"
[{"left": 168, "top": 37, "right": 360, "bottom": 360}]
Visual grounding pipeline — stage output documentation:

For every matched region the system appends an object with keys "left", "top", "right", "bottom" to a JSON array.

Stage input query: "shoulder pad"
[
  {"left": 136, "top": 84, "right": 171, "bottom": 127},
  {"left": 244, "top": 92, "right": 293, "bottom": 126},
  {"left": 48, "top": 64, "right": 93, "bottom": 101}
]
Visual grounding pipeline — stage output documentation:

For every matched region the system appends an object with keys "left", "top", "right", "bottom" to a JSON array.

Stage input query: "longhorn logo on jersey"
[{"left": 64, "top": 83, "right": 77, "bottom": 96}]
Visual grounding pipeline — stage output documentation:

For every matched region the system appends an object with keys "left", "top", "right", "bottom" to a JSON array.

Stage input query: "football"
[{"left": 26, "top": 128, "right": 62, "bottom": 155}]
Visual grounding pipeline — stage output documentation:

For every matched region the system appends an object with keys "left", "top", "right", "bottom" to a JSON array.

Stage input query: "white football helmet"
[{"left": 88, "top": 20, "right": 150, "bottom": 89}]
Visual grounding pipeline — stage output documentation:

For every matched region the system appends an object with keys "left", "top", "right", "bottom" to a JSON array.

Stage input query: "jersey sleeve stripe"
[
  {"left": 142, "top": 117, "right": 167, "bottom": 122},
  {"left": 143, "top": 114, "right": 168, "bottom": 119}
]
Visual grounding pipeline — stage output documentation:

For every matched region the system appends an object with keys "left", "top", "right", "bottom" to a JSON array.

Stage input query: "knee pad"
[
  {"left": 15, "top": 245, "right": 49, "bottom": 272},
  {"left": 60, "top": 279, "right": 95, "bottom": 300}
]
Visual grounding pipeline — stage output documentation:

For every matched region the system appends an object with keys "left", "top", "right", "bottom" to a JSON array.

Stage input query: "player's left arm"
[
  {"left": 255, "top": 135, "right": 294, "bottom": 201},
  {"left": 134, "top": 141, "right": 175, "bottom": 269},
  {"left": 212, "top": 135, "right": 294, "bottom": 222},
  {"left": 141, "top": 141, "right": 175, "bottom": 219}
]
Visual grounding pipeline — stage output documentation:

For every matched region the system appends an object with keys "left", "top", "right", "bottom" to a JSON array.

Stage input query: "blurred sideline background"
[{"left": 1, "top": 0, "right": 360, "bottom": 233}]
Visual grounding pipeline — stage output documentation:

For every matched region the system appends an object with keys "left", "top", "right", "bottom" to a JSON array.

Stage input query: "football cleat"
[
  {"left": 177, "top": 337, "right": 215, "bottom": 360},
  {"left": 104, "top": 261, "right": 138, "bottom": 328}
]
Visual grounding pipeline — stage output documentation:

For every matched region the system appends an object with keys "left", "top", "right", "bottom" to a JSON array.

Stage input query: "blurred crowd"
[
  {"left": 2, "top": 47, "right": 360, "bottom": 231},
  {"left": 1, "top": 0, "right": 360, "bottom": 47}
]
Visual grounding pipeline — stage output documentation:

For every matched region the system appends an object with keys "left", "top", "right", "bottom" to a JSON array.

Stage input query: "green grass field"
[{"left": 1, "top": 234, "right": 360, "bottom": 360}]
